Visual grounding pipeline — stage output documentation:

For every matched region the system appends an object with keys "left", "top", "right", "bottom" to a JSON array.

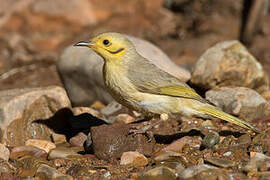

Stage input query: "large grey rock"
[
  {"left": 191, "top": 40, "right": 269, "bottom": 92},
  {"left": 205, "top": 87, "right": 270, "bottom": 122},
  {"left": 0, "top": 86, "right": 71, "bottom": 146},
  {"left": 57, "top": 35, "right": 191, "bottom": 106}
]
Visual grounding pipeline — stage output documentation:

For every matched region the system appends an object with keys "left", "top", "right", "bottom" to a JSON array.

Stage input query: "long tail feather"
[{"left": 198, "top": 106, "right": 260, "bottom": 133}]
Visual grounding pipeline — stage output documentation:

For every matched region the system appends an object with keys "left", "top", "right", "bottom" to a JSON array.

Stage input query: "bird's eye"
[{"left": 103, "top": 39, "right": 110, "bottom": 46}]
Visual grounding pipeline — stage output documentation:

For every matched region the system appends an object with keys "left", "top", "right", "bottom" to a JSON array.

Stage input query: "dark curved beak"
[{"left": 74, "top": 41, "right": 94, "bottom": 47}]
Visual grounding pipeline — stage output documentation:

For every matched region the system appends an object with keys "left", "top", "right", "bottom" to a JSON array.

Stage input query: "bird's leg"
[{"left": 128, "top": 113, "right": 169, "bottom": 141}]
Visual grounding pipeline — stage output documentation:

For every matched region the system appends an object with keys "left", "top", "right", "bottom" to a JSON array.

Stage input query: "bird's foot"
[{"left": 128, "top": 121, "right": 154, "bottom": 141}]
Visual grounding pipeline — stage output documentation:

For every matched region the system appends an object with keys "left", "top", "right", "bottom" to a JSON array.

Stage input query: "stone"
[
  {"left": 9, "top": 146, "right": 47, "bottom": 160},
  {"left": 91, "top": 123, "right": 155, "bottom": 160},
  {"left": 191, "top": 40, "right": 269, "bottom": 92},
  {"left": 51, "top": 133, "right": 67, "bottom": 144},
  {"left": 120, "top": 151, "right": 148, "bottom": 167},
  {"left": 57, "top": 35, "right": 191, "bottom": 106},
  {"left": 114, "top": 114, "right": 136, "bottom": 124},
  {"left": 178, "top": 164, "right": 218, "bottom": 179},
  {"left": 243, "top": 152, "right": 270, "bottom": 172},
  {"left": 0, "top": 144, "right": 10, "bottom": 161},
  {"left": 205, "top": 87, "right": 270, "bottom": 122},
  {"left": 100, "top": 101, "right": 124, "bottom": 117},
  {"left": 17, "top": 156, "right": 52, "bottom": 178},
  {"left": 25, "top": 139, "right": 56, "bottom": 153},
  {"left": 154, "top": 151, "right": 182, "bottom": 162},
  {"left": 0, "top": 86, "right": 71, "bottom": 146},
  {"left": 156, "top": 136, "right": 201, "bottom": 154},
  {"left": 202, "top": 131, "right": 220, "bottom": 148},
  {"left": 72, "top": 107, "right": 102, "bottom": 118},
  {"left": 0, "top": 160, "right": 15, "bottom": 174},
  {"left": 262, "top": 90, "right": 270, "bottom": 102},
  {"left": 35, "top": 164, "right": 73, "bottom": 180},
  {"left": 205, "top": 157, "right": 236, "bottom": 168},
  {"left": 69, "top": 132, "right": 87, "bottom": 147},
  {"left": 48, "top": 146, "right": 83, "bottom": 160},
  {"left": 136, "top": 166, "right": 177, "bottom": 180}
]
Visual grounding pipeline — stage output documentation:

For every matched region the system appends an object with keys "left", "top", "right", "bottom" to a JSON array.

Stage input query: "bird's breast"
[{"left": 103, "top": 62, "right": 140, "bottom": 106}]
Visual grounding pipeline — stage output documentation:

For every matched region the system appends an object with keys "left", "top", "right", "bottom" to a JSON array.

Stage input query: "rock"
[
  {"left": 0, "top": 0, "right": 173, "bottom": 51},
  {"left": 243, "top": 152, "right": 270, "bottom": 172},
  {"left": 84, "top": 132, "right": 92, "bottom": 154},
  {"left": 253, "top": 130, "right": 270, "bottom": 154},
  {"left": 205, "top": 87, "right": 270, "bottom": 122},
  {"left": 205, "top": 157, "right": 236, "bottom": 168},
  {"left": 202, "top": 131, "right": 220, "bottom": 148},
  {"left": 57, "top": 35, "right": 191, "bottom": 106},
  {"left": 72, "top": 107, "right": 102, "bottom": 118},
  {"left": 262, "top": 90, "right": 270, "bottom": 102},
  {"left": 0, "top": 86, "right": 71, "bottom": 146},
  {"left": 100, "top": 101, "right": 125, "bottom": 117},
  {"left": 51, "top": 133, "right": 67, "bottom": 144},
  {"left": 90, "top": 123, "right": 155, "bottom": 160},
  {"left": 191, "top": 40, "right": 269, "bottom": 92},
  {"left": 48, "top": 146, "right": 83, "bottom": 160},
  {"left": 120, "top": 151, "right": 148, "bottom": 167},
  {"left": 0, "top": 173, "right": 19, "bottom": 179},
  {"left": 9, "top": 146, "right": 47, "bottom": 160},
  {"left": 25, "top": 139, "right": 56, "bottom": 153},
  {"left": 178, "top": 164, "right": 218, "bottom": 179},
  {"left": 137, "top": 166, "right": 177, "bottom": 180},
  {"left": 35, "top": 164, "right": 73, "bottom": 180},
  {"left": 154, "top": 151, "right": 182, "bottom": 162},
  {"left": 0, "top": 0, "right": 98, "bottom": 52},
  {"left": 69, "top": 132, "right": 87, "bottom": 147},
  {"left": 0, "top": 144, "right": 10, "bottom": 161},
  {"left": 17, "top": 156, "right": 52, "bottom": 178},
  {"left": 114, "top": 114, "right": 136, "bottom": 124},
  {"left": 0, "top": 160, "right": 15, "bottom": 174},
  {"left": 156, "top": 136, "right": 201, "bottom": 154}
]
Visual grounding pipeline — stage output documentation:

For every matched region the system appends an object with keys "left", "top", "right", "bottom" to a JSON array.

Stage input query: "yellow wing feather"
[{"left": 198, "top": 106, "right": 259, "bottom": 132}]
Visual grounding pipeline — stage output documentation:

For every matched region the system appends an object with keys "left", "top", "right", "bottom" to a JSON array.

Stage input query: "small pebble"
[
  {"left": 202, "top": 131, "right": 220, "bottom": 148},
  {"left": 120, "top": 151, "right": 148, "bottom": 167},
  {"left": 114, "top": 114, "right": 135, "bottom": 124},
  {"left": 0, "top": 144, "right": 10, "bottom": 161}
]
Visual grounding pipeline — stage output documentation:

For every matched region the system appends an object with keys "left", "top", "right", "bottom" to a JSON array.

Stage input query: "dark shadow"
[
  {"left": 240, "top": 0, "right": 253, "bottom": 44},
  {"left": 154, "top": 129, "right": 202, "bottom": 144},
  {"left": 219, "top": 130, "right": 244, "bottom": 138},
  {"left": 33, "top": 108, "right": 107, "bottom": 141}
]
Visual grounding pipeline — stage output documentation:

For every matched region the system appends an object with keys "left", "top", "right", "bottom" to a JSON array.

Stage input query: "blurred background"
[{"left": 0, "top": 0, "right": 269, "bottom": 91}]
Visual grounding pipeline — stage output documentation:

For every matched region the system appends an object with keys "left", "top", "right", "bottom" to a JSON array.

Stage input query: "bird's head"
[{"left": 74, "top": 32, "right": 135, "bottom": 62}]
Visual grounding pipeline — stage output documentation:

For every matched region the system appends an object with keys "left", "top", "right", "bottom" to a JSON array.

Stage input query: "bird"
[{"left": 74, "top": 32, "right": 259, "bottom": 132}]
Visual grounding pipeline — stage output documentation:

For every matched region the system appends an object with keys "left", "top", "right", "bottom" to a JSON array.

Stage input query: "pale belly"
[{"left": 117, "top": 91, "right": 203, "bottom": 117}]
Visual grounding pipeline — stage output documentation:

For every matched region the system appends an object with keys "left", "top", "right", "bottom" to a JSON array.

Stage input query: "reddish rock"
[
  {"left": 91, "top": 123, "right": 155, "bottom": 160},
  {"left": 120, "top": 151, "right": 148, "bottom": 167},
  {"left": 115, "top": 114, "right": 136, "bottom": 124},
  {"left": 25, "top": 139, "right": 56, "bottom": 153},
  {"left": 156, "top": 136, "right": 202, "bottom": 155},
  {"left": 51, "top": 133, "right": 67, "bottom": 144},
  {"left": 9, "top": 145, "right": 47, "bottom": 160},
  {"left": 69, "top": 132, "right": 87, "bottom": 147}
]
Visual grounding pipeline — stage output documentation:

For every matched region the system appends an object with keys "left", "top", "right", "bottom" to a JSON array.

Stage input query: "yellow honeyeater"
[{"left": 75, "top": 32, "right": 258, "bottom": 132}]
